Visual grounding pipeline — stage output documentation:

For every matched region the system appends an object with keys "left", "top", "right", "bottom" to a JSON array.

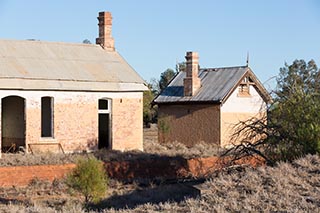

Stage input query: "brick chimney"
[
  {"left": 96, "top": 11, "right": 115, "bottom": 51},
  {"left": 183, "top": 52, "right": 201, "bottom": 96}
]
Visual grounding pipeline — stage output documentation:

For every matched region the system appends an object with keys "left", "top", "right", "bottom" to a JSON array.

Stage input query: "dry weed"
[
  {"left": 0, "top": 126, "right": 223, "bottom": 167},
  {"left": 1, "top": 153, "right": 319, "bottom": 212},
  {"left": 106, "top": 155, "right": 320, "bottom": 212},
  {"left": 143, "top": 126, "right": 225, "bottom": 158}
]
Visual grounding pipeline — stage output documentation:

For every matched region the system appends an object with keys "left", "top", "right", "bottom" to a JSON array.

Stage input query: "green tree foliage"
[
  {"left": 176, "top": 62, "right": 186, "bottom": 73},
  {"left": 66, "top": 156, "right": 108, "bottom": 204},
  {"left": 143, "top": 66, "right": 181, "bottom": 126},
  {"left": 82, "top": 39, "right": 92, "bottom": 44},
  {"left": 143, "top": 68, "right": 177, "bottom": 126},
  {"left": 143, "top": 87, "right": 157, "bottom": 126},
  {"left": 270, "top": 60, "right": 320, "bottom": 158},
  {"left": 159, "top": 68, "right": 176, "bottom": 92},
  {"left": 230, "top": 59, "right": 320, "bottom": 163}
]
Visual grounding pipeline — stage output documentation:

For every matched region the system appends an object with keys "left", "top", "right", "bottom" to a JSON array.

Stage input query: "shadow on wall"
[{"left": 90, "top": 183, "right": 200, "bottom": 211}]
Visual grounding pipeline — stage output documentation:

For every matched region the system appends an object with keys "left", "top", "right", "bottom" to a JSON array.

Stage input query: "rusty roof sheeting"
[{"left": 0, "top": 39, "right": 147, "bottom": 91}]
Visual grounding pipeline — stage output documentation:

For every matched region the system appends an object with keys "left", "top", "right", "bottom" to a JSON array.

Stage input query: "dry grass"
[
  {"left": 1, "top": 125, "right": 318, "bottom": 212},
  {"left": 0, "top": 125, "right": 223, "bottom": 167},
  {"left": 0, "top": 152, "right": 79, "bottom": 167},
  {"left": 108, "top": 154, "right": 320, "bottom": 212},
  {"left": 143, "top": 125, "right": 225, "bottom": 158},
  {"left": 0, "top": 155, "right": 319, "bottom": 212}
]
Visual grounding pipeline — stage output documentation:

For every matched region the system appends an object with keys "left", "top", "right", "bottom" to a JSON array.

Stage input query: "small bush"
[{"left": 66, "top": 156, "right": 108, "bottom": 204}]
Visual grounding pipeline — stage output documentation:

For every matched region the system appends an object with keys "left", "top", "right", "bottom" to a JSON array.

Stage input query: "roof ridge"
[
  {"left": 0, "top": 39, "right": 100, "bottom": 48},
  {"left": 200, "top": 65, "right": 248, "bottom": 71}
]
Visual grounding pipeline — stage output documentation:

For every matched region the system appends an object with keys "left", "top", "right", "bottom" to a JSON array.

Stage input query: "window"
[
  {"left": 99, "top": 99, "right": 108, "bottom": 110},
  {"left": 238, "top": 76, "right": 253, "bottom": 96},
  {"left": 239, "top": 84, "right": 250, "bottom": 94},
  {"left": 41, "top": 97, "right": 54, "bottom": 137}
]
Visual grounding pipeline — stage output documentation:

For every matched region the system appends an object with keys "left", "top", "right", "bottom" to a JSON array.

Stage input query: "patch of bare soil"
[{"left": 0, "top": 155, "right": 319, "bottom": 212}]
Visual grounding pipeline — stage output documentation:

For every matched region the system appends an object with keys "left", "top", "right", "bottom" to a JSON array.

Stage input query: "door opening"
[
  {"left": 98, "top": 113, "right": 109, "bottom": 149},
  {"left": 98, "top": 99, "right": 111, "bottom": 149},
  {"left": 1, "top": 96, "right": 26, "bottom": 153}
]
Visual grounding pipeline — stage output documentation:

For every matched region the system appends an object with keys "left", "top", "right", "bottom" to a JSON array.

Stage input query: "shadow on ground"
[
  {"left": 0, "top": 197, "right": 30, "bottom": 206},
  {"left": 91, "top": 183, "right": 200, "bottom": 211}
]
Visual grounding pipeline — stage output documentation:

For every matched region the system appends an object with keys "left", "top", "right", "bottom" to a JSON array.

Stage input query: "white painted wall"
[
  {"left": 220, "top": 85, "right": 267, "bottom": 147},
  {"left": 0, "top": 90, "right": 141, "bottom": 108},
  {"left": 221, "top": 85, "right": 266, "bottom": 113}
]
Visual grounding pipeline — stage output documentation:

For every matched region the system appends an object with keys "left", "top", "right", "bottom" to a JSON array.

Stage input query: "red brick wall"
[
  {"left": 112, "top": 97, "right": 143, "bottom": 151},
  {"left": 0, "top": 91, "right": 145, "bottom": 153}
]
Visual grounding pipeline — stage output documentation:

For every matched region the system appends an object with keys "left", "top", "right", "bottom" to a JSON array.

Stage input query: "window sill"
[
  {"left": 39, "top": 137, "right": 56, "bottom": 143},
  {"left": 237, "top": 92, "right": 251, "bottom": 97}
]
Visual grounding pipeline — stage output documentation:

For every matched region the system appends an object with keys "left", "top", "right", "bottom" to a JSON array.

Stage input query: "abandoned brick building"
[
  {"left": 0, "top": 12, "right": 147, "bottom": 156},
  {"left": 153, "top": 52, "right": 271, "bottom": 147}
]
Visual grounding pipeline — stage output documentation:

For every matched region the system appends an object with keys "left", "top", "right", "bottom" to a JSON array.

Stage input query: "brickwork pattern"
[
  {"left": 158, "top": 104, "right": 220, "bottom": 146},
  {"left": 0, "top": 91, "right": 144, "bottom": 154},
  {"left": 112, "top": 98, "right": 143, "bottom": 151}
]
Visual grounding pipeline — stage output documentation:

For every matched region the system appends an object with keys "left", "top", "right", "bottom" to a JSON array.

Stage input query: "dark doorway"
[
  {"left": 41, "top": 97, "right": 54, "bottom": 137},
  {"left": 98, "top": 99, "right": 111, "bottom": 149},
  {"left": 1, "top": 96, "right": 26, "bottom": 153},
  {"left": 98, "top": 113, "right": 110, "bottom": 149}
]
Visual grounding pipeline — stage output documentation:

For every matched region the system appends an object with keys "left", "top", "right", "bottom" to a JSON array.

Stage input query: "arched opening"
[
  {"left": 1, "top": 96, "right": 26, "bottom": 153},
  {"left": 98, "top": 99, "right": 111, "bottom": 149}
]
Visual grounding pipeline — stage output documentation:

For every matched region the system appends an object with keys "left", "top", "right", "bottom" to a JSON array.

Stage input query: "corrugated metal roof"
[
  {"left": 153, "top": 66, "right": 250, "bottom": 103},
  {"left": 0, "top": 39, "right": 147, "bottom": 91}
]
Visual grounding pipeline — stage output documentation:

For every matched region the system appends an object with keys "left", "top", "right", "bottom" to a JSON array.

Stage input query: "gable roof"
[
  {"left": 0, "top": 39, "right": 147, "bottom": 91},
  {"left": 153, "top": 66, "right": 271, "bottom": 104}
]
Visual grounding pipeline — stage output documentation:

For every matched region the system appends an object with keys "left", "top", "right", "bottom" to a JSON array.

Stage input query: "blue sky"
[{"left": 0, "top": 0, "right": 319, "bottom": 90}]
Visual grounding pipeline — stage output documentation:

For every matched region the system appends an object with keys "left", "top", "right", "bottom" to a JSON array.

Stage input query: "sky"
[{"left": 0, "top": 0, "right": 319, "bottom": 90}]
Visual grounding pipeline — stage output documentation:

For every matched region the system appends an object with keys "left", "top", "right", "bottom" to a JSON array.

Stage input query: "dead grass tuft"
[
  {"left": 143, "top": 126, "right": 225, "bottom": 158},
  {"left": 106, "top": 154, "right": 320, "bottom": 212},
  {"left": 0, "top": 152, "right": 79, "bottom": 167}
]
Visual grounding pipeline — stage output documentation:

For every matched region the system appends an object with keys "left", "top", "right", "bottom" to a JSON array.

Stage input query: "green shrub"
[
  {"left": 66, "top": 156, "right": 108, "bottom": 204},
  {"left": 158, "top": 115, "right": 170, "bottom": 134},
  {"left": 230, "top": 59, "right": 320, "bottom": 164}
]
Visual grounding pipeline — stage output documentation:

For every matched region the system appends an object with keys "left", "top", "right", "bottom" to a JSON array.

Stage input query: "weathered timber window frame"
[{"left": 238, "top": 76, "right": 254, "bottom": 97}]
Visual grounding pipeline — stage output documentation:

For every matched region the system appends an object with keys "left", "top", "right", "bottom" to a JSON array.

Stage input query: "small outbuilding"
[
  {"left": 0, "top": 12, "right": 147, "bottom": 155},
  {"left": 153, "top": 52, "right": 271, "bottom": 147}
]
